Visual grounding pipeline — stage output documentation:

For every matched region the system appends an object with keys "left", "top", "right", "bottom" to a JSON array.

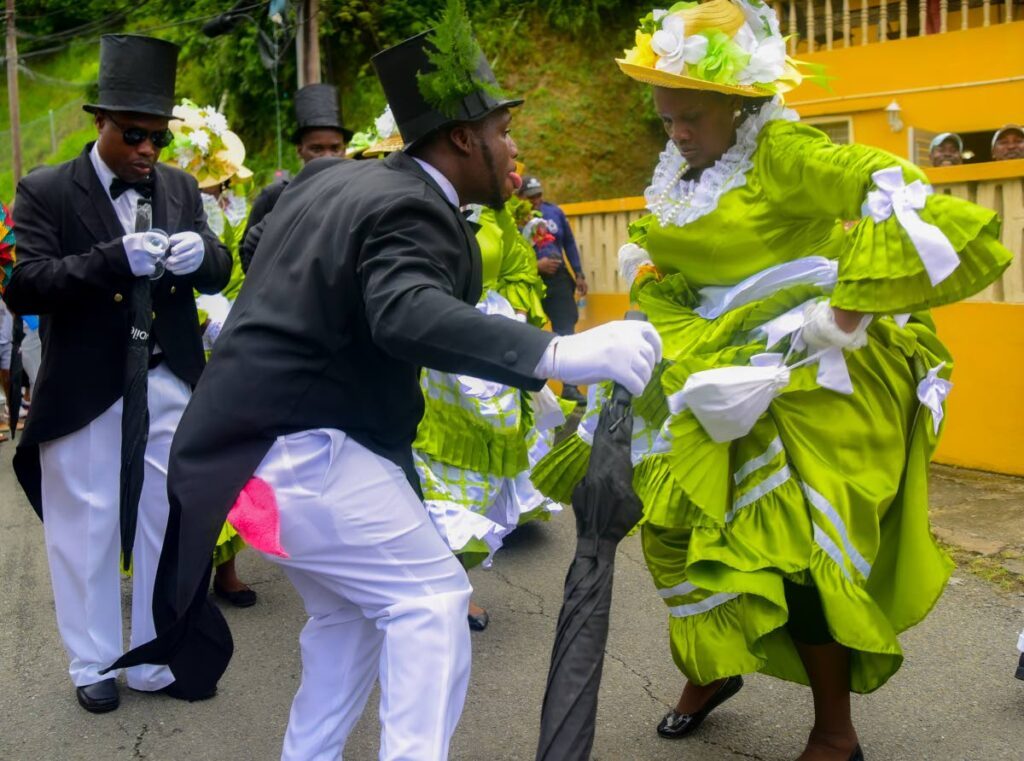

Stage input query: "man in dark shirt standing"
[
  {"left": 240, "top": 83, "right": 353, "bottom": 272},
  {"left": 520, "top": 174, "right": 588, "bottom": 403}
]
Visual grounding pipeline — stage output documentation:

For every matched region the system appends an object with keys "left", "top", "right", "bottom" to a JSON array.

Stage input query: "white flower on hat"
[
  {"left": 374, "top": 106, "right": 397, "bottom": 139},
  {"left": 734, "top": 25, "right": 787, "bottom": 86},
  {"left": 191, "top": 129, "right": 211, "bottom": 156},
  {"left": 203, "top": 109, "right": 228, "bottom": 136},
  {"left": 651, "top": 13, "right": 708, "bottom": 76},
  {"left": 174, "top": 139, "right": 196, "bottom": 169}
]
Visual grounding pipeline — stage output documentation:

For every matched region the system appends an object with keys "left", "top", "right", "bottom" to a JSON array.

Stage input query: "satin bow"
[
  {"left": 862, "top": 166, "right": 959, "bottom": 287},
  {"left": 916, "top": 362, "right": 953, "bottom": 435}
]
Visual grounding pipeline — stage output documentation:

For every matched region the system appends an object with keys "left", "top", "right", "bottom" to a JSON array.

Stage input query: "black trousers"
[{"left": 541, "top": 267, "right": 579, "bottom": 336}]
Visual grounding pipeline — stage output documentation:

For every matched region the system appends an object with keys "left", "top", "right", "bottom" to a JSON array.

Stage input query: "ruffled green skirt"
[{"left": 533, "top": 271, "right": 958, "bottom": 694}]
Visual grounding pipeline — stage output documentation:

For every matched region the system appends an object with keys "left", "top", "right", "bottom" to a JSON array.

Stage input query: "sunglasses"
[{"left": 105, "top": 113, "right": 174, "bottom": 149}]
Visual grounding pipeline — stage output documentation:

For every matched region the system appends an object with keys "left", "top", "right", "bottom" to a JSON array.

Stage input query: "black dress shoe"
[
  {"left": 468, "top": 610, "right": 489, "bottom": 631},
  {"left": 1016, "top": 653, "right": 1024, "bottom": 681},
  {"left": 213, "top": 581, "right": 258, "bottom": 608},
  {"left": 849, "top": 745, "right": 864, "bottom": 761},
  {"left": 656, "top": 675, "right": 743, "bottom": 739},
  {"left": 76, "top": 678, "right": 119, "bottom": 714}
]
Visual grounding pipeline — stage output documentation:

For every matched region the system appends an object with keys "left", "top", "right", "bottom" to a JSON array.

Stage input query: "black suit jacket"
[
  {"left": 112, "top": 152, "right": 555, "bottom": 696},
  {"left": 238, "top": 179, "right": 287, "bottom": 273},
  {"left": 3, "top": 144, "right": 232, "bottom": 513}
]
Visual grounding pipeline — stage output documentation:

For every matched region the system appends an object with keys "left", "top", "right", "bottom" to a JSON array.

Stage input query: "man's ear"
[{"left": 447, "top": 123, "right": 476, "bottom": 157}]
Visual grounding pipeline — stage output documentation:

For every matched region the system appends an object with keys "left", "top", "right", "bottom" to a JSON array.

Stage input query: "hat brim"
[
  {"left": 363, "top": 133, "right": 405, "bottom": 158},
  {"left": 615, "top": 59, "right": 795, "bottom": 98},
  {"left": 401, "top": 97, "right": 524, "bottom": 153},
  {"left": 291, "top": 125, "right": 356, "bottom": 144},
  {"left": 83, "top": 103, "right": 178, "bottom": 120}
]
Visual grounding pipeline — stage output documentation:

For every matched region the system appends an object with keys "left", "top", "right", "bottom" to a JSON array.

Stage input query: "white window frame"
[{"left": 802, "top": 115, "right": 855, "bottom": 145}]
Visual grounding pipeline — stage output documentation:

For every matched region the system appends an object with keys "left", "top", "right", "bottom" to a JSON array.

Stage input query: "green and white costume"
[
  {"left": 532, "top": 98, "right": 1012, "bottom": 693},
  {"left": 196, "top": 189, "right": 250, "bottom": 567},
  {"left": 414, "top": 203, "right": 566, "bottom": 569}
]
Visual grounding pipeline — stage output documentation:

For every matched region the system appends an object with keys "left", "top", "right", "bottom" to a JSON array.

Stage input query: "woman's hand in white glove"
[{"left": 801, "top": 300, "right": 870, "bottom": 352}]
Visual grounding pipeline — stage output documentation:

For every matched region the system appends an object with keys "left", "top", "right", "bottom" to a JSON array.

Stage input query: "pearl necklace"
[{"left": 651, "top": 160, "right": 697, "bottom": 227}]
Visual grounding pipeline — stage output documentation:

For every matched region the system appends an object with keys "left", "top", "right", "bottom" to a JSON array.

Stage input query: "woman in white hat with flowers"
[
  {"left": 164, "top": 99, "right": 257, "bottom": 607},
  {"left": 532, "top": 2, "right": 1012, "bottom": 758}
]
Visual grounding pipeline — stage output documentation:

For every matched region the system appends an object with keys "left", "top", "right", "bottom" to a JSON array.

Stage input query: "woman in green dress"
[
  {"left": 413, "top": 196, "right": 567, "bottom": 630},
  {"left": 533, "top": 2, "right": 1012, "bottom": 759}
]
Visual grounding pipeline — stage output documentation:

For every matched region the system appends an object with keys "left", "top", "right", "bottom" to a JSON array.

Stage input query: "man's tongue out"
[{"left": 509, "top": 171, "right": 522, "bottom": 190}]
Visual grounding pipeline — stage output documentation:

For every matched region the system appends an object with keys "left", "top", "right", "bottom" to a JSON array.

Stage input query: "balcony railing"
[{"left": 775, "top": 0, "right": 1020, "bottom": 53}]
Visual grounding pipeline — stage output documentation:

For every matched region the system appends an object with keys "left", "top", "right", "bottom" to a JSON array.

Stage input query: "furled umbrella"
[
  {"left": 535, "top": 312, "right": 647, "bottom": 761},
  {"left": 6, "top": 314, "right": 24, "bottom": 440},
  {"left": 119, "top": 205, "right": 163, "bottom": 572}
]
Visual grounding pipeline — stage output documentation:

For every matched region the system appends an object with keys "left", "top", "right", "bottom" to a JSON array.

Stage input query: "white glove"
[
  {"left": 801, "top": 300, "right": 869, "bottom": 352},
  {"left": 122, "top": 231, "right": 168, "bottom": 278},
  {"left": 535, "top": 320, "right": 662, "bottom": 396},
  {"left": 165, "top": 231, "right": 205, "bottom": 275}
]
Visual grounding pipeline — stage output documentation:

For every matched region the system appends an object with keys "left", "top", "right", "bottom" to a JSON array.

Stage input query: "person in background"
[
  {"left": 928, "top": 132, "right": 963, "bottom": 167},
  {"left": 991, "top": 124, "right": 1024, "bottom": 161},
  {"left": 519, "top": 174, "right": 587, "bottom": 404},
  {"left": 240, "top": 83, "right": 353, "bottom": 272},
  {"left": 164, "top": 98, "right": 257, "bottom": 607},
  {"left": 2, "top": 34, "right": 231, "bottom": 713}
]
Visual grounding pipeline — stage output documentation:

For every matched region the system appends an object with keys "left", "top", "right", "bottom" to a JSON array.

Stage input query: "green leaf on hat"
[{"left": 416, "top": 0, "right": 505, "bottom": 119}]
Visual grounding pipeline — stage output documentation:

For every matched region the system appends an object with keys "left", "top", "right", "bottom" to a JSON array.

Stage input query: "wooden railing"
[
  {"left": 774, "top": 0, "right": 1019, "bottom": 53},
  {"left": 561, "top": 163, "right": 1024, "bottom": 304}
]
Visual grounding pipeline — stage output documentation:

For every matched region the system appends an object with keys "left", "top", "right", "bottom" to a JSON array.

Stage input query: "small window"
[{"left": 802, "top": 116, "right": 853, "bottom": 145}]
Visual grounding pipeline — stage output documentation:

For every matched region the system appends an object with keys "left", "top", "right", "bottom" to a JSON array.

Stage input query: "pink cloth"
[{"left": 227, "top": 476, "right": 289, "bottom": 558}]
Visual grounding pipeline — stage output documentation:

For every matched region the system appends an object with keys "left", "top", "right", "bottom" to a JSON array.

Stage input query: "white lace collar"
[{"left": 644, "top": 97, "right": 797, "bottom": 228}]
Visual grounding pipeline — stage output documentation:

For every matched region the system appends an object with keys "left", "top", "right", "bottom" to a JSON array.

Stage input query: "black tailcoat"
[
  {"left": 113, "top": 152, "right": 555, "bottom": 695},
  {"left": 3, "top": 144, "right": 232, "bottom": 515}
]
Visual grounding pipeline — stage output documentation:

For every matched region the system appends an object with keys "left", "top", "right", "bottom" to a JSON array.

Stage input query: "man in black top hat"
[
  {"left": 112, "top": 4, "right": 660, "bottom": 758},
  {"left": 3, "top": 34, "right": 230, "bottom": 714},
  {"left": 239, "top": 83, "right": 353, "bottom": 272}
]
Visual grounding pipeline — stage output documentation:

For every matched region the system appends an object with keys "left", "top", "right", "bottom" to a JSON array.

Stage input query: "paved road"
[{"left": 2, "top": 445, "right": 1023, "bottom": 761}]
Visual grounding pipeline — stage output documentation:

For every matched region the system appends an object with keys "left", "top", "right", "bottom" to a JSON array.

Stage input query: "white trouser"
[
  {"left": 39, "top": 362, "right": 186, "bottom": 690},
  {"left": 253, "top": 429, "right": 473, "bottom": 761}
]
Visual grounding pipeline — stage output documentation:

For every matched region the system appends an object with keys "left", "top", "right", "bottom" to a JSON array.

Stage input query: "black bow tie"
[{"left": 110, "top": 176, "right": 153, "bottom": 200}]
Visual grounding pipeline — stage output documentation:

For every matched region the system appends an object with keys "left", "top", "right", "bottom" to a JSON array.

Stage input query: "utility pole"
[
  {"left": 5, "top": 0, "right": 21, "bottom": 184},
  {"left": 295, "top": 0, "right": 321, "bottom": 88}
]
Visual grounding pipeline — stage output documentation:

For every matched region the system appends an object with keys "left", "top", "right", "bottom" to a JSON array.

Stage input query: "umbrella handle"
[{"left": 609, "top": 310, "right": 649, "bottom": 407}]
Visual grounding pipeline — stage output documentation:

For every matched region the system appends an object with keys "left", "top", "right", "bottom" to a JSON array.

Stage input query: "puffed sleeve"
[{"left": 757, "top": 121, "right": 1012, "bottom": 313}]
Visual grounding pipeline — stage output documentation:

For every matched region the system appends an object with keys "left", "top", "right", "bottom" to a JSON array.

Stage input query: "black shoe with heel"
[{"left": 656, "top": 675, "right": 743, "bottom": 739}]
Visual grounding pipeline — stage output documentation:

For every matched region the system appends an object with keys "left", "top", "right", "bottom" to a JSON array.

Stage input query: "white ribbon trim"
[
  {"left": 696, "top": 256, "right": 838, "bottom": 320},
  {"left": 658, "top": 580, "right": 698, "bottom": 599},
  {"left": 916, "top": 361, "right": 953, "bottom": 435},
  {"left": 734, "top": 436, "right": 785, "bottom": 484},
  {"left": 802, "top": 481, "right": 872, "bottom": 580},
  {"left": 862, "top": 166, "right": 960, "bottom": 287},
  {"left": 668, "top": 592, "right": 739, "bottom": 619},
  {"left": 727, "top": 464, "right": 792, "bottom": 521}
]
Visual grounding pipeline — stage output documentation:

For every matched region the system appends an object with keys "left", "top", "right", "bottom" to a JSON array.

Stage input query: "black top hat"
[
  {"left": 371, "top": 30, "right": 522, "bottom": 151},
  {"left": 291, "top": 84, "right": 354, "bottom": 143},
  {"left": 83, "top": 35, "right": 179, "bottom": 119}
]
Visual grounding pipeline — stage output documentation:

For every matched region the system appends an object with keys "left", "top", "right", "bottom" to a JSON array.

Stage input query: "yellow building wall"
[
  {"left": 577, "top": 295, "right": 1024, "bottom": 477},
  {"left": 787, "top": 22, "right": 1024, "bottom": 158}
]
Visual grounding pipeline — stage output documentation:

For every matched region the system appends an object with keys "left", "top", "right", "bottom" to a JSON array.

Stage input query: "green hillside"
[{"left": 0, "top": 1, "right": 667, "bottom": 203}]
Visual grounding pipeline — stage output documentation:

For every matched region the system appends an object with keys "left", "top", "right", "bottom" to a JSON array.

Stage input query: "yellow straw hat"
[
  {"left": 166, "top": 100, "right": 252, "bottom": 188},
  {"left": 617, "top": 0, "right": 803, "bottom": 97}
]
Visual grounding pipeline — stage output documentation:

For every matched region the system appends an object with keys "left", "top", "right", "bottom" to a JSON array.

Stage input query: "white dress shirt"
[{"left": 89, "top": 143, "right": 141, "bottom": 235}]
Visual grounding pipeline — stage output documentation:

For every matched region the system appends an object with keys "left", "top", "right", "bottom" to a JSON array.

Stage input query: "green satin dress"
[
  {"left": 413, "top": 202, "right": 565, "bottom": 569},
  {"left": 533, "top": 110, "right": 1012, "bottom": 693}
]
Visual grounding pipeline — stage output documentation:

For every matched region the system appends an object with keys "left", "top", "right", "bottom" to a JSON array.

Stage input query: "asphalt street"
[{"left": 2, "top": 444, "right": 1023, "bottom": 761}]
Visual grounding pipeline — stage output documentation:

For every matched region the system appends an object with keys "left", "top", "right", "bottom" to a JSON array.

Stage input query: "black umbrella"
[
  {"left": 536, "top": 311, "right": 647, "bottom": 761},
  {"left": 6, "top": 313, "right": 24, "bottom": 440},
  {"left": 119, "top": 202, "right": 158, "bottom": 572}
]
